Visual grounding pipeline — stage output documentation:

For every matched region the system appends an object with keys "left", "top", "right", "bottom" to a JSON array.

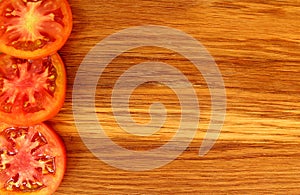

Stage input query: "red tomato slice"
[
  {"left": 0, "top": 122, "right": 66, "bottom": 195},
  {"left": 0, "top": 53, "right": 66, "bottom": 126},
  {"left": 0, "top": 0, "right": 72, "bottom": 59}
]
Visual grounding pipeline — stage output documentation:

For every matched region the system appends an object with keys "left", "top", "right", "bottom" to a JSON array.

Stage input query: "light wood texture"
[{"left": 54, "top": 0, "right": 300, "bottom": 194}]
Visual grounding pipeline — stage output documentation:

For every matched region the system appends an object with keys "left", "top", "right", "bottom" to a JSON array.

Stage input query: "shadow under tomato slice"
[
  {"left": 0, "top": 53, "right": 66, "bottom": 126},
  {"left": 0, "top": 0, "right": 72, "bottom": 59},
  {"left": 0, "top": 122, "right": 66, "bottom": 195}
]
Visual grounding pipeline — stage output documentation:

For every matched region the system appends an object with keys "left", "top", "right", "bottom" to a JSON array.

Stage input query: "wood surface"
[{"left": 54, "top": 0, "right": 300, "bottom": 194}]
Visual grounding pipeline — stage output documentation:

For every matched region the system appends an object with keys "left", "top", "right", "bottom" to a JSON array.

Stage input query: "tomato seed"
[{"left": 48, "top": 74, "right": 56, "bottom": 81}]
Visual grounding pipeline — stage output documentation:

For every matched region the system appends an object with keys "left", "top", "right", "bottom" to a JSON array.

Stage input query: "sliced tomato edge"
[
  {"left": 0, "top": 0, "right": 73, "bottom": 59},
  {"left": 0, "top": 122, "right": 67, "bottom": 195},
  {"left": 0, "top": 52, "right": 67, "bottom": 126}
]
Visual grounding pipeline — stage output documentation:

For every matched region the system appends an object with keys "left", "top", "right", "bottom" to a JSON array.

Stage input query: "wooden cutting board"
[{"left": 54, "top": 0, "right": 300, "bottom": 194}]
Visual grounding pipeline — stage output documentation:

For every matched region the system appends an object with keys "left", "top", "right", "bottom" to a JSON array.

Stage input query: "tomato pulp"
[
  {"left": 0, "top": 0, "right": 72, "bottom": 59},
  {"left": 0, "top": 53, "right": 66, "bottom": 126},
  {"left": 0, "top": 122, "right": 66, "bottom": 195}
]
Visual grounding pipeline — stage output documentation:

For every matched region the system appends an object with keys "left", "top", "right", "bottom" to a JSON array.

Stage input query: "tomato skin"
[
  {"left": 0, "top": 122, "right": 66, "bottom": 195},
  {"left": 0, "top": 53, "right": 66, "bottom": 126},
  {"left": 0, "top": 0, "right": 72, "bottom": 59}
]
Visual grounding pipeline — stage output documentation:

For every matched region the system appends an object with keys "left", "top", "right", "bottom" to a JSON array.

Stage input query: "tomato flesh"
[
  {"left": 0, "top": 56, "right": 56, "bottom": 113},
  {"left": 0, "top": 123, "right": 66, "bottom": 194},
  {"left": 0, "top": 53, "right": 66, "bottom": 126},
  {"left": 0, "top": 0, "right": 72, "bottom": 59}
]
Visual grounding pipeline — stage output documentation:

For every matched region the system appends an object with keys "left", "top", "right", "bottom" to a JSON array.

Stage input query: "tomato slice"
[
  {"left": 0, "top": 122, "right": 66, "bottom": 195},
  {"left": 0, "top": 53, "right": 66, "bottom": 126},
  {"left": 0, "top": 0, "right": 72, "bottom": 59}
]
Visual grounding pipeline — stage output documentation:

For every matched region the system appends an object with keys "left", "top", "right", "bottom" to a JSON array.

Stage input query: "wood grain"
[{"left": 53, "top": 0, "right": 300, "bottom": 194}]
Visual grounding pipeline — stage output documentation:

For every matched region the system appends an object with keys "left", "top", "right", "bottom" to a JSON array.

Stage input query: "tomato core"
[
  {"left": 0, "top": 56, "right": 57, "bottom": 114},
  {"left": 23, "top": 3, "right": 44, "bottom": 35}
]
